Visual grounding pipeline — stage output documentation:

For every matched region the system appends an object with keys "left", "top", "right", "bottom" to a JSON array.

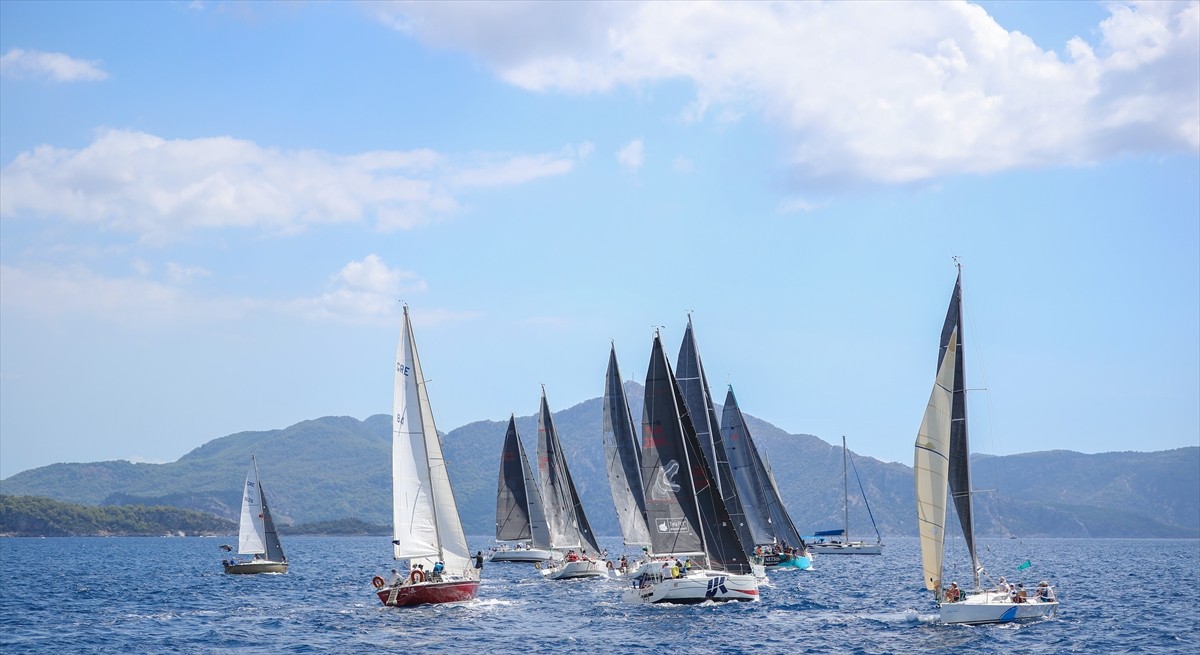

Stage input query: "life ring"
[
  {"left": 533, "top": 561, "right": 541, "bottom": 570},
  {"left": 371, "top": 576, "right": 385, "bottom": 589},
  {"left": 410, "top": 569, "right": 426, "bottom": 583}
]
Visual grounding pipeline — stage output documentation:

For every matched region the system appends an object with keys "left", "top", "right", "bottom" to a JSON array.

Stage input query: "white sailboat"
[
  {"left": 491, "top": 414, "right": 554, "bottom": 562},
  {"left": 536, "top": 388, "right": 606, "bottom": 580},
  {"left": 914, "top": 266, "right": 1058, "bottom": 624},
  {"left": 372, "top": 305, "right": 480, "bottom": 607},
  {"left": 622, "top": 332, "right": 759, "bottom": 604},
  {"left": 808, "top": 436, "right": 883, "bottom": 555},
  {"left": 222, "top": 455, "right": 288, "bottom": 574}
]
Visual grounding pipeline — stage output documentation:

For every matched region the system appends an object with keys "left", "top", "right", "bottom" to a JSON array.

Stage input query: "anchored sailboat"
[
  {"left": 372, "top": 305, "right": 480, "bottom": 607},
  {"left": 914, "top": 266, "right": 1058, "bottom": 624},
  {"left": 222, "top": 455, "right": 287, "bottom": 574},
  {"left": 809, "top": 436, "right": 883, "bottom": 555},
  {"left": 491, "top": 415, "right": 554, "bottom": 562}
]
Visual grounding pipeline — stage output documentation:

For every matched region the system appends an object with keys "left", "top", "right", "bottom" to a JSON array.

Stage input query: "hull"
[
  {"left": 375, "top": 579, "right": 480, "bottom": 607},
  {"left": 223, "top": 560, "right": 288, "bottom": 574},
  {"left": 941, "top": 592, "right": 1058, "bottom": 624},
  {"left": 622, "top": 570, "right": 759, "bottom": 605},
  {"left": 490, "top": 548, "right": 553, "bottom": 563},
  {"left": 541, "top": 558, "right": 605, "bottom": 580},
  {"left": 808, "top": 541, "right": 882, "bottom": 555},
  {"left": 765, "top": 554, "right": 813, "bottom": 571}
]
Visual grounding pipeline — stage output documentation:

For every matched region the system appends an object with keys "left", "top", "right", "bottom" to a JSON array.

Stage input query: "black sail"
[
  {"left": 602, "top": 344, "right": 652, "bottom": 546},
  {"left": 641, "top": 332, "right": 750, "bottom": 573},
  {"left": 538, "top": 391, "right": 603, "bottom": 556},
  {"left": 720, "top": 386, "right": 795, "bottom": 547},
  {"left": 675, "top": 317, "right": 757, "bottom": 556},
  {"left": 496, "top": 415, "right": 533, "bottom": 541},
  {"left": 259, "top": 482, "right": 286, "bottom": 563},
  {"left": 939, "top": 270, "right": 980, "bottom": 577}
]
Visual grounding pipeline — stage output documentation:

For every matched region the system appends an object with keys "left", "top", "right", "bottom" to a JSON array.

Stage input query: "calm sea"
[{"left": 1, "top": 535, "right": 1196, "bottom": 654}]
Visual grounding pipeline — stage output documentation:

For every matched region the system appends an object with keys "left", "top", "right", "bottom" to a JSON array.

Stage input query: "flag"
[{"left": 1017, "top": 560, "right": 1032, "bottom": 571}]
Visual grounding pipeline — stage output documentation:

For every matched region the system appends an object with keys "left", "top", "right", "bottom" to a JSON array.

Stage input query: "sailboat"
[
  {"left": 674, "top": 317, "right": 767, "bottom": 580},
  {"left": 491, "top": 415, "right": 554, "bottom": 562},
  {"left": 601, "top": 343, "right": 652, "bottom": 573},
  {"left": 808, "top": 436, "right": 883, "bottom": 555},
  {"left": 914, "top": 267, "right": 1058, "bottom": 624},
  {"left": 222, "top": 455, "right": 288, "bottom": 574},
  {"left": 621, "top": 331, "right": 759, "bottom": 604},
  {"left": 720, "top": 386, "right": 813, "bottom": 570},
  {"left": 372, "top": 305, "right": 480, "bottom": 607},
  {"left": 536, "top": 388, "right": 606, "bottom": 580}
]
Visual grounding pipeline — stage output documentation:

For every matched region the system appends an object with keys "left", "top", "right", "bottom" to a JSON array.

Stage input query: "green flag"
[{"left": 1017, "top": 560, "right": 1032, "bottom": 571}]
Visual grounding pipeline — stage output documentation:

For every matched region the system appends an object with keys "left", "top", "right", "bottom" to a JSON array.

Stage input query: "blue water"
[{"left": 1, "top": 536, "right": 1196, "bottom": 654}]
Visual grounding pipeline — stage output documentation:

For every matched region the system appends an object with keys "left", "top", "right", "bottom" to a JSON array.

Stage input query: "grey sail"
[
  {"left": 641, "top": 332, "right": 751, "bottom": 574},
  {"left": 602, "top": 344, "right": 652, "bottom": 546},
  {"left": 761, "top": 453, "right": 806, "bottom": 549},
  {"left": 537, "top": 390, "right": 603, "bottom": 556},
  {"left": 720, "top": 386, "right": 799, "bottom": 548},
  {"left": 496, "top": 415, "right": 551, "bottom": 548},
  {"left": 939, "top": 270, "right": 980, "bottom": 587},
  {"left": 259, "top": 475, "right": 286, "bottom": 563},
  {"left": 675, "top": 317, "right": 758, "bottom": 556}
]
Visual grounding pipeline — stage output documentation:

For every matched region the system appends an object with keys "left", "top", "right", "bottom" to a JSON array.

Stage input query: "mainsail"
[
  {"left": 602, "top": 344, "right": 652, "bottom": 546},
  {"left": 496, "top": 415, "right": 552, "bottom": 548},
  {"left": 720, "top": 387, "right": 798, "bottom": 548},
  {"left": 537, "top": 389, "right": 603, "bottom": 556},
  {"left": 237, "top": 456, "right": 284, "bottom": 562},
  {"left": 674, "top": 317, "right": 758, "bottom": 555},
  {"left": 640, "top": 332, "right": 751, "bottom": 573},
  {"left": 391, "top": 305, "right": 472, "bottom": 575},
  {"left": 915, "top": 328, "right": 958, "bottom": 594}
]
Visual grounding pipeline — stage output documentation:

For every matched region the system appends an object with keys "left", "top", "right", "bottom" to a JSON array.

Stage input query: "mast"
[
  {"left": 941, "top": 260, "right": 980, "bottom": 590},
  {"left": 841, "top": 436, "right": 849, "bottom": 542}
]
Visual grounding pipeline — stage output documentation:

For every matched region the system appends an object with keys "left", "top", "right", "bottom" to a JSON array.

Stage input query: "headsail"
[
  {"left": 391, "top": 306, "right": 472, "bottom": 574},
  {"left": 602, "top": 344, "right": 652, "bottom": 546},
  {"left": 915, "top": 328, "right": 958, "bottom": 594},
  {"left": 720, "top": 386, "right": 782, "bottom": 547},
  {"left": 496, "top": 415, "right": 551, "bottom": 549},
  {"left": 940, "top": 270, "right": 980, "bottom": 584},
  {"left": 537, "top": 390, "right": 602, "bottom": 555}
]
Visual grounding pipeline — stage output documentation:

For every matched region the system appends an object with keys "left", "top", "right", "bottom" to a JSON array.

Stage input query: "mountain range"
[{"left": 2, "top": 383, "right": 1196, "bottom": 539}]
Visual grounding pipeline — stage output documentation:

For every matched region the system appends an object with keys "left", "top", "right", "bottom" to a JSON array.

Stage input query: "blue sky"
[{"left": 1, "top": 1, "right": 1197, "bottom": 480}]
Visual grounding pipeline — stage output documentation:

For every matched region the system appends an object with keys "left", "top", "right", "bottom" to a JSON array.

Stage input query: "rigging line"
[{"left": 847, "top": 449, "right": 881, "bottom": 542}]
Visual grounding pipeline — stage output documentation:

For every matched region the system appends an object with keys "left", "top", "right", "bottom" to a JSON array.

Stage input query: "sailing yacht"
[
  {"left": 491, "top": 415, "right": 554, "bottom": 562},
  {"left": 622, "top": 332, "right": 759, "bottom": 604},
  {"left": 808, "top": 436, "right": 883, "bottom": 555},
  {"left": 372, "top": 305, "right": 480, "bottom": 607},
  {"left": 601, "top": 343, "right": 652, "bottom": 574},
  {"left": 536, "top": 388, "right": 606, "bottom": 580},
  {"left": 914, "top": 266, "right": 1059, "bottom": 624},
  {"left": 222, "top": 455, "right": 287, "bottom": 574}
]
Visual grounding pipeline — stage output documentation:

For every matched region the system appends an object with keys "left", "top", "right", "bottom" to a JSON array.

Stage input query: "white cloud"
[
  {"left": 617, "top": 139, "right": 645, "bottom": 172},
  {"left": 0, "top": 130, "right": 586, "bottom": 240},
  {"left": 280, "top": 254, "right": 428, "bottom": 324},
  {"left": 378, "top": 1, "right": 1200, "bottom": 185},
  {"left": 777, "top": 198, "right": 818, "bottom": 215},
  {"left": 0, "top": 48, "right": 108, "bottom": 82}
]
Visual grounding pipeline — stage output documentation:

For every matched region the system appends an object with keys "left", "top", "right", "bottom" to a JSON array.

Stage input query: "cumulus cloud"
[
  {"left": 282, "top": 254, "right": 427, "bottom": 323},
  {"left": 377, "top": 1, "right": 1200, "bottom": 185},
  {"left": 0, "top": 130, "right": 588, "bottom": 240},
  {"left": 617, "top": 139, "right": 644, "bottom": 171},
  {"left": 0, "top": 48, "right": 108, "bottom": 82}
]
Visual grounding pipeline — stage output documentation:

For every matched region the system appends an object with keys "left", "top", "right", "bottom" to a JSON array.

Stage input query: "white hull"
[
  {"left": 808, "top": 541, "right": 882, "bottom": 555},
  {"left": 489, "top": 548, "right": 553, "bottom": 562},
  {"left": 941, "top": 592, "right": 1058, "bottom": 624},
  {"left": 622, "top": 570, "right": 760, "bottom": 604},
  {"left": 540, "top": 558, "right": 605, "bottom": 580}
]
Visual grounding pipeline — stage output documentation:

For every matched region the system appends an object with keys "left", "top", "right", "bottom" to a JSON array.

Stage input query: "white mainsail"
[
  {"left": 237, "top": 459, "right": 267, "bottom": 555},
  {"left": 914, "top": 328, "right": 957, "bottom": 594},
  {"left": 391, "top": 306, "right": 472, "bottom": 574}
]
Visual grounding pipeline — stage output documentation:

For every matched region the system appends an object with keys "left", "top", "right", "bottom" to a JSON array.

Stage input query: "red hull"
[{"left": 375, "top": 580, "right": 480, "bottom": 607}]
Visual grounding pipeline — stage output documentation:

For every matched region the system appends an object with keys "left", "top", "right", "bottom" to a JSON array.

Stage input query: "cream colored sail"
[
  {"left": 914, "top": 328, "right": 957, "bottom": 594},
  {"left": 391, "top": 306, "right": 472, "bottom": 575}
]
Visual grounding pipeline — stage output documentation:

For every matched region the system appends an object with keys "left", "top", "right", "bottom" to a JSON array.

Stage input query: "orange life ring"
[
  {"left": 371, "top": 575, "right": 385, "bottom": 589},
  {"left": 410, "top": 569, "right": 426, "bottom": 583}
]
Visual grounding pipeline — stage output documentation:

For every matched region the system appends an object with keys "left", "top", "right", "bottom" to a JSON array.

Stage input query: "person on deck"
[
  {"left": 387, "top": 568, "right": 403, "bottom": 586},
  {"left": 944, "top": 582, "right": 961, "bottom": 603}
]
